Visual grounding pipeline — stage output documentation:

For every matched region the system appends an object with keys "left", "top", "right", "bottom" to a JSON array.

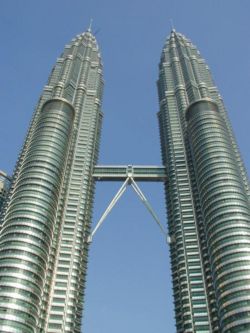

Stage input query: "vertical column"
[
  {"left": 0, "top": 99, "right": 74, "bottom": 333},
  {"left": 186, "top": 99, "right": 250, "bottom": 333}
]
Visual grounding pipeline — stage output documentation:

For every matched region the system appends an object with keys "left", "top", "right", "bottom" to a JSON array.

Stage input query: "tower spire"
[
  {"left": 88, "top": 18, "right": 93, "bottom": 32},
  {"left": 170, "top": 18, "right": 175, "bottom": 32}
]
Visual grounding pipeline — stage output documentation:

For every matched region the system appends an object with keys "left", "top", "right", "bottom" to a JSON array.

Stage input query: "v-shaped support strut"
[{"left": 87, "top": 177, "right": 166, "bottom": 243}]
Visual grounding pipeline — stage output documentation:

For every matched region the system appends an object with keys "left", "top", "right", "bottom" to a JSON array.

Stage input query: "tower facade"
[
  {"left": 0, "top": 170, "right": 11, "bottom": 213},
  {"left": 158, "top": 30, "right": 250, "bottom": 333},
  {"left": 0, "top": 30, "right": 103, "bottom": 333}
]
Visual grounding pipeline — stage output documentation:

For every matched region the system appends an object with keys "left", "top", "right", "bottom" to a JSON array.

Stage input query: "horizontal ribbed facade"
[
  {"left": 0, "top": 99, "right": 74, "bottom": 333},
  {"left": 158, "top": 30, "right": 250, "bottom": 332},
  {"left": 0, "top": 30, "right": 103, "bottom": 333},
  {"left": 186, "top": 99, "right": 250, "bottom": 333}
]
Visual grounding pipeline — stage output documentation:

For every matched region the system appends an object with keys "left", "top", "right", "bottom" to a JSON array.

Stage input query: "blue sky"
[{"left": 1, "top": 1, "right": 250, "bottom": 332}]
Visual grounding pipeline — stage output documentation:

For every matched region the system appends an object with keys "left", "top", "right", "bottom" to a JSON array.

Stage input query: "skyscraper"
[
  {"left": 0, "top": 29, "right": 103, "bottom": 333},
  {"left": 158, "top": 30, "right": 250, "bottom": 332}
]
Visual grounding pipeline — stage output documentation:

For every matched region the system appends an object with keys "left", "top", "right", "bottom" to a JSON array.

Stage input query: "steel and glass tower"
[
  {"left": 0, "top": 28, "right": 103, "bottom": 333},
  {"left": 158, "top": 30, "right": 250, "bottom": 333}
]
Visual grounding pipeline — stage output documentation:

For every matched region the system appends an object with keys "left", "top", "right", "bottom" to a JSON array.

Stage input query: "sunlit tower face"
[{"left": 0, "top": 30, "right": 103, "bottom": 333}]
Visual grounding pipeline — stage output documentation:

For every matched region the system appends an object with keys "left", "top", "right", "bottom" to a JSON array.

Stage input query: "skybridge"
[
  {"left": 89, "top": 165, "right": 168, "bottom": 243},
  {"left": 93, "top": 165, "right": 167, "bottom": 182}
]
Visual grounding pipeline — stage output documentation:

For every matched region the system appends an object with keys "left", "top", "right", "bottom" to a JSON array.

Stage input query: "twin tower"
[{"left": 0, "top": 28, "right": 250, "bottom": 333}]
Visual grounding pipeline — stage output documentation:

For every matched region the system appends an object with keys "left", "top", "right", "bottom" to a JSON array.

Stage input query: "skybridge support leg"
[
  {"left": 130, "top": 178, "right": 166, "bottom": 236},
  {"left": 87, "top": 178, "right": 129, "bottom": 243},
  {"left": 88, "top": 177, "right": 167, "bottom": 243}
]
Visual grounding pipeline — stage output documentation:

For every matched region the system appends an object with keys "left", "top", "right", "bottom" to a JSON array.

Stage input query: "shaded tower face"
[
  {"left": 158, "top": 30, "right": 250, "bottom": 333},
  {"left": 0, "top": 30, "right": 103, "bottom": 333},
  {"left": 0, "top": 171, "right": 11, "bottom": 213}
]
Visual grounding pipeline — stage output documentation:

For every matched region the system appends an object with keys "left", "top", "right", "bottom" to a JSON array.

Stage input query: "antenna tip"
[
  {"left": 88, "top": 18, "right": 93, "bottom": 32},
  {"left": 170, "top": 18, "right": 175, "bottom": 32}
]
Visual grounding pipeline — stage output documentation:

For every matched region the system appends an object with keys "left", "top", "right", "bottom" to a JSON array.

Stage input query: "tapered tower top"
[{"left": 159, "top": 30, "right": 215, "bottom": 104}]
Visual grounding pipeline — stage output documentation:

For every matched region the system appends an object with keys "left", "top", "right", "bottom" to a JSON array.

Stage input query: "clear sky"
[{"left": 1, "top": 1, "right": 250, "bottom": 332}]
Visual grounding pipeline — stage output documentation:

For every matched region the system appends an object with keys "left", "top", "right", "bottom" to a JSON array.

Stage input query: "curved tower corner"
[
  {"left": 0, "top": 29, "right": 104, "bottom": 333},
  {"left": 158, "top": 30, "right": 250, "bottom": 332}
]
